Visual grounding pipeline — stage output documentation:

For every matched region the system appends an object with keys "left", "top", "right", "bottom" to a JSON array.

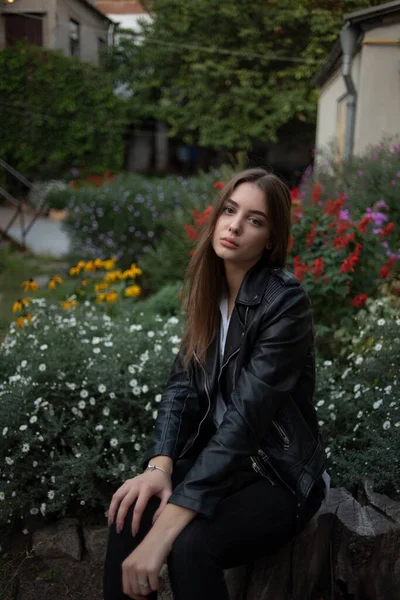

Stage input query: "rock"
[
  {"left": 158, "top": 563, "right": 173, "bottom": 600},
  {"left": 84, "top": 525, "right": 109, "bottom": 564},
  {"left": 32, "top": 518, "right": 82, "bottom": 562}
]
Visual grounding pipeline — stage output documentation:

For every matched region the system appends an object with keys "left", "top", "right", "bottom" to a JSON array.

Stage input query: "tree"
[
  {"left": 108, "top": 0, "right": 383, "bottom": 150},
  {"left": 0, "top": 43, "right": 127, "bottom": 180}
]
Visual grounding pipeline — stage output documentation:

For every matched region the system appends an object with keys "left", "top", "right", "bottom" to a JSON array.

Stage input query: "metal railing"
[{"left": 0, "top": 159, "right": 46, "bottom": 248}]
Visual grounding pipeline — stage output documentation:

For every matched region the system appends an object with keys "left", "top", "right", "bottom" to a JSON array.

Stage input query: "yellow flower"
[
  {"left": 94, "top": 282, "right": 109, "bottom": 292},
  {"left": 15, "top": 313, "right": 33, "bottom": 328},
  {"left": 94, "top": 258, "right": 105, "bottom": 269},
  {"left": 21, "top": 279, "right": 38, "bottom": 293},
  {"left": 80, "top": 279, "right": 88, "bottom": 287},
  {"left": 96, "top": 293, "right": 106, "bottom": 303},
  {"left": 105, "top": 291, "right": 118, "bottom": 303},
  {"left": 69, "top": 267, "right": 81, "bottom": 277},
  {"left": 77, "top": 261, "right": 86, "bottom": 269},
  {"left": 103, "top": 258, "right": 117, "bottom": 271},
  {"left": 12, "top": 299, "right": 24, "bottom": 313},
  {"left": 84, "top": 260, "right": 96, "bottom": 272},
  {"left": 62, "top": 299, "right": 77, "bottom": 310},
  {"left": 130, "top": 263, "right": 143, "bottom": 277},
  {"left": 53, "top": 274, "right": 63, "bottom": 284},
  {"left": 104, "top": 270, "right": 122, "bottom": 284},
  {"left": 125, "top": 285, "right": 141, "bottom": 298},
  {"left": 48, "top": 279, "right": 57, "bottom": 290}
]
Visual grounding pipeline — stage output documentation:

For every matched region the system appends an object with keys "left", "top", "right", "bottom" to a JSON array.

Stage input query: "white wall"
[{"left": 354, "top": 22, "right": 400, "bottom": 154}]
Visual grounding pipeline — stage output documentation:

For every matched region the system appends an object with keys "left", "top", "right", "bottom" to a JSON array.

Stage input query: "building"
[
  {"left": 314, "top": 0, "right": 400, "bottom": 160},
  {"left": 95, "top": 0, "right": 150, "bottom": 33},
  {"left": 0, "top": 0, "right": 114, "bottom": 65}
]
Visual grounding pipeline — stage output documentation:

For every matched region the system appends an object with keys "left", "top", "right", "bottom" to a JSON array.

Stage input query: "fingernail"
[{"left": 116, "top": 525, "right": 121, "bottom": 534}]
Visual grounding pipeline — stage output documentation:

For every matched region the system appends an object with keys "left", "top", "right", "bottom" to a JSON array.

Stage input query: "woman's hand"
[
  {"left": 121, "top": 529, "right": 173, "bottom": 598},
  {"left": 107, "top": 468, "right": 172, "bottom": 536}
]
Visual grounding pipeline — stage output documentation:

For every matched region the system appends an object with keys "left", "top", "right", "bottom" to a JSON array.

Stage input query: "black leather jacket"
[{"left": 143, "top": 258, "right": 326, "bottom": 521}]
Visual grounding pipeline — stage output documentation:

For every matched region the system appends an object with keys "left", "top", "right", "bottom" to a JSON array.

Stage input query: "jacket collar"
[{"left": 235, "top": 253, "right": 271, "bottom": 307}]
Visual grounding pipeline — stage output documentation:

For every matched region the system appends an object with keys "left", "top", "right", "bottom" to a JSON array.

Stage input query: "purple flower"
[
  {"left": 339, "top": 209, "right": 351, "bottom": 221},
  {"left": 71, "top": 167, "right": 79, "bottom": 178},
  {"left": 397, "top": 171, "right": 400, "bottom": 178},
  {"left": 358, "top": 170, "right": 364, "bottom": 176},
  {"left": 375, "top": 200, "right": 388, "bottom": 210},
  {"left": 391, "top": 180, "right": 397, "bottom": 186}
]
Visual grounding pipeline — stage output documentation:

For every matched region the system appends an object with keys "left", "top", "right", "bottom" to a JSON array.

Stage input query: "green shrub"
[
  {"left": 57, "top": 172, "right": 220, "bottom": 268},
  {"left": 0, "top": 43, "right": 125, "bottom": 180},
  {"left": 0, "top": 298, "right": 183, "bottom": 526},
  {"left": 315, "top": 296, "right": 400, "bottom": 499}
]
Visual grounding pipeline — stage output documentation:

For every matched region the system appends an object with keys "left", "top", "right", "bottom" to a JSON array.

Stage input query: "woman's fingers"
[
  {"left": 107, "top": 480, "right": 131, "bottom": 525},
  {"left": 115, "top": 489, "right": 140, "bottom": 534},
  {"left": 152, "top": 488, "right": 172, "bottom": 524},
  {"left": 131, "top": 488, "right": 152, "bottom": 536}
]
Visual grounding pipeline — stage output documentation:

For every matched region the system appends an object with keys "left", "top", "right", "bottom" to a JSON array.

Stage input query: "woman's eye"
[
  {"left": 249, "top": 218, "right": 261, "bottom": 226},
  {"left": 223, "top": 206, "right": 234, "bottom": 214}
]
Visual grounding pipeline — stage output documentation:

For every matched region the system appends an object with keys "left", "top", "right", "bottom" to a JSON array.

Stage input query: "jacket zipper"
[
  {"left": 257, "top": 448, "right": 295, "bottom": 495},
  {"left": 250, "top": 455, "right": 276, "bottom": 486},
  {"left": 272, "top": 420, "right": 290, "bottom": 450},
  {"left": 178, "top": 352, "right": 211, "bottom": 458}
]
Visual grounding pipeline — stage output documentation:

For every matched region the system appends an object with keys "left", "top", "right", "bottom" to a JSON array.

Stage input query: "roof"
[
  {"left": 313, "top": 0, "right": 400, "bottom": 87},
  {"left": 78, "top": 0, "right": 115, "bottom": 25}
]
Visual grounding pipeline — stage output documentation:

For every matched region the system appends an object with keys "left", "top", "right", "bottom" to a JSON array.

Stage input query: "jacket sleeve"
[
  {"left": 142, "top": 350, "right": 202, "bottom": 468},
  {"left": 168, "top": 284, "right": 313, "bottom": 517}
]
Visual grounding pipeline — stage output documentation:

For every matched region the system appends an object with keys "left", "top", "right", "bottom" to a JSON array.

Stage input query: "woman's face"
[{"left": 212, "top": 182, "right": 271, "bottom": 268}]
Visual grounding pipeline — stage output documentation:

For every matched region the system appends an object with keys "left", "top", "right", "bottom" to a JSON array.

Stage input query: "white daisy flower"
[
  {"left": 354, "top": 384, "right": 361, "bottom": 392},
  {"left": 40, "top": 344, "right": 48, "bottom": 351},
  {"left": 19, "top": 424, "right": 28, "bottom": 431},
  {"left": 357, "top": 411, "right": 363, "bottom": 418},
  {"left": 147, "top": 331, "right": 155, "bottom": 338},
  {"left": 132, "top": 386, "right": 141, "bottom": 396},
  {"left": 109, "top": 392, "right": 116, "bottom": 400},
  {"left": 323, "top": 360, "right": 332, "bottom": 367},
  {"left": 0, "top": 492, "right": 4, "bottom": 501},
  {"left": 168, "top": 316, "right": 179, "bottom": 324},
  {"left": 93, "top": 347, "right": 101, "bottom": 354},
  {"left": 103, "top": 407, "right": 110, "bottom": 416},
  {"left": 377, "top": 319, "right": 385, "bottom": 326},
  {"left": 353, "top": 423, "right": 360, "bottom": 432},
  {"left": 22, "top": 443, "right": 30, "bottom": 453},
  {"left": 374, "top": 343, "right": 383, "bottom": 352},
  {"left": 318, "top": 420, "right": 324, "bottom": 426},
  {"left": 316, "top": 400, "right": 324, "bottom": 407},
  {"left": 92, "top": 337, "right": 101, "bottom": 344},
  {"left": 40, "top": 503, "right": 46, "bottom": 516},
  {"left": 98, "top": 384, "right": 106, "bottom": 393},
  {"left": 48, "top": 490, "right": 55, "bottom": 500},
  {"left": 95, "top": 424, "right": 103, "bottom": 431},
  {"left": 134, "top": 443, "right": 141, "bottom": 451},
  {"left": 20, "top": 360, "right": 28, "bottom": 368},
  {"left": 78, "top": 400, "right": 86, "bottom": 410},
  {"left": 33, "top": 461, "right": 38, "bottom": 467},
  {"left": 152, "top": 410, "right": 158, "bottom": 419},
  {"left": 129, "top": 378, "right": 138, "bottom": 387},
  {"left": 355, "top": 356, "right": 364, "bottom": 365},
  {"left": 145, "top": 402, "right": 151, "bottom": 411},
  {"left": 104, "top": 341, "right": 113, "bottom": 347},
  {"left": 330, "top": 413, "right": 336, "bottom": 421},
  {"left": 2, "top": 427, "right": 8, "bottom": 436},
  {"left": 128, "top": 365, "right": 136, "bottom": 374},
  {"left": 172, "top": 347, "right": 179, "bottom": 355},
  {"left": 30, "top": 507, "right": 39, "bottom": 515},
  {"left": 38, "top": 364, "right": 46, "bottom": 372},
  {"left": 155, "top": 394, "right": 162, "bottom": 402},
  {"left": 383, "top": 420, "right": 391, "bottom": 430},
  {"left": 373, "top": 399, "right": 383, "bottom": 409},
  {"left": 80, "top": 390, "right": 89, "bottom": 398},
  {"left": 110, "top": 438, "right": 118, "bottom": 447},
  {"left": 5, "top": 457, "right": 13, "bottom": 465},
  {"left": 154, "top": 345, "right": 162, "bottom": 353},
  {"left": 89, "top": 397, "right": 96, "bottom": 406},
  {"left": 142, "top": 385, "right": 149, "bottom": 393},
  {"left": 29, "top": 416, "right": 38, "bottom": 424}
]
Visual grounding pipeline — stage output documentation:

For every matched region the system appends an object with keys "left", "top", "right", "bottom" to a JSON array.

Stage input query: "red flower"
[
  {"left": 324, "top": 197, "right": 344, "bottom": 217},
  {"left": 191, "top": 205, "right": 213, "bottom": 227},
  {"left": 351, "top": 293, "right": 368, "bottom": 307},
  {"left": 213, "top": 181, "right": 225, "bottom": 189},
  {"left": 290, "top": 187, "right": 301, "bottom": 201},
  {"left": 312, "top": 257, "right": 324, "bottom": 279},
  {"left": 184, "top": 224, "right": 199, "bottom": 242},
  {"left": 336, "top": 220, "right": 352, "bottom": 236},
  {"left": 357, "top": 215, "right": 373, "bottom": 233},
  {"left": 306, "top": 226, "right": 316, "bottom": 247},
  {"left": 339, "top": 243, "right": 362, "bottom": 273},
  {"left": 333, "top": 232, "right": 355, "bottom": 249},
  {"left": 379, "top": 222, "right": 395, "bottom": 238},
  {"left": 293, "top": 255, "right": 309, "bottom": 282},
  {"left": 379, "top": 257, "right": 396, "bottom": 279},
  {"left": 311, "top": 182, "right": 322, "bottom": 204}
]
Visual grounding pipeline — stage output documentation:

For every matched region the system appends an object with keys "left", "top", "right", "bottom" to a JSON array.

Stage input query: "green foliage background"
[{"left": 0, "top": 43, "right": 126, "bottom": 180}]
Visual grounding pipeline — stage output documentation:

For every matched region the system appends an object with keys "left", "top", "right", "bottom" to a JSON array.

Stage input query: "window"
[
  {"left": 336, "top": 95, "right": 347, "bottom": 160},
  {"left": 5, "top": 14, "right": 43, "bottom": 47},
  {"left": 69, "top": 19, "right": 80, "bottom": 58},
  {"left": 98, "top": 38, "right": 107, "bottom": 65}
]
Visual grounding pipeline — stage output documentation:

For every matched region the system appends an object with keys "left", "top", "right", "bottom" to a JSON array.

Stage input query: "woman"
[{"left": 103, "top": 168, "right": 327, "bottom": 600}]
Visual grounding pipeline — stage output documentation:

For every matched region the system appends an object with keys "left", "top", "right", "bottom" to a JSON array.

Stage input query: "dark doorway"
[{"left": 5, "top": 13, "right": 43, "bottom": 47}]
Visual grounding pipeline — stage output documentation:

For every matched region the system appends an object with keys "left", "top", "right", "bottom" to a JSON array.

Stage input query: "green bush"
[
  {"left": 57, "top": 171, "right": 220, "bottom": 269},
  {"left": 315, "top": 296, "right": 400, "bottom": 499},
  {"left": 313, "top": 137, "right": 400, "bottom": 236},
  {"left": 0, "top": 42, "right": 125, "bottom": 180},
  {"left": 0, "top": 298, "right": 183, "bottom": 526}
]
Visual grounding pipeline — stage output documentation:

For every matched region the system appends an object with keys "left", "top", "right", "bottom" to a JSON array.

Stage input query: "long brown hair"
[{"left": 181, "top": 168, "right": 292, "bottom": 368}]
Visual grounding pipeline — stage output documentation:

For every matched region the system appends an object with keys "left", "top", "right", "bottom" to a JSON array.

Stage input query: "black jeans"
[{"left": 103, "top": 454, "right": 324, "bottom": 600}]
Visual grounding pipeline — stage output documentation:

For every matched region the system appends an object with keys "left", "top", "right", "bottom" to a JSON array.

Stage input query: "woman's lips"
[{"left": 220, "top": 238, "right": 239, "bottom": 249}]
